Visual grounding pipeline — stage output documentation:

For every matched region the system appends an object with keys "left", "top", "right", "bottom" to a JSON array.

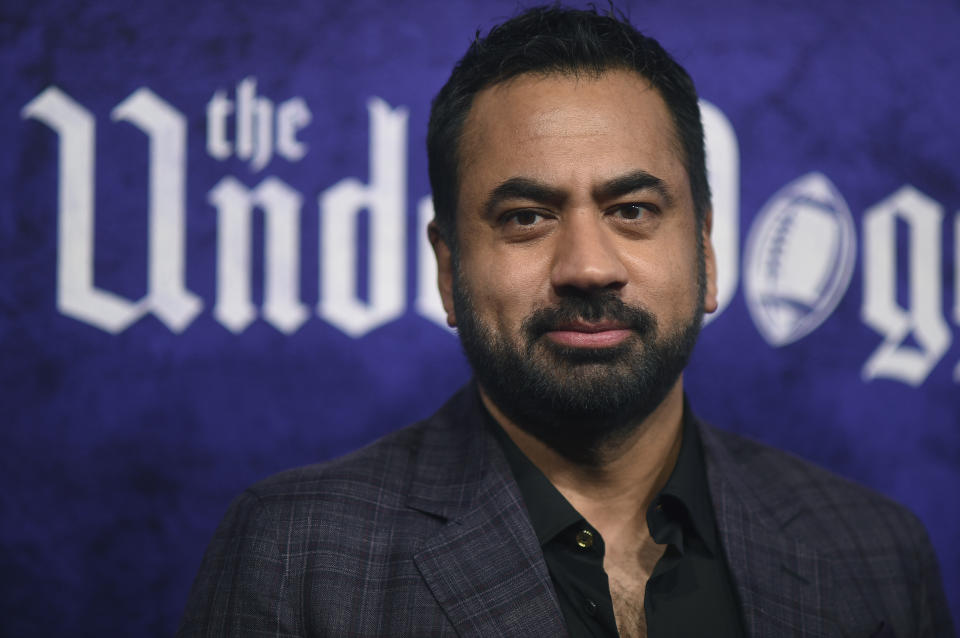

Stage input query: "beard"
[{"left": 453, "top": 264, "right": 705, "bottom": 466}]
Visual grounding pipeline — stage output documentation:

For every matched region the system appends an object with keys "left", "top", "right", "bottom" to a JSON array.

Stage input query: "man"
[{"left": 178, "top": 6, "right": 953, "bottom": 637}]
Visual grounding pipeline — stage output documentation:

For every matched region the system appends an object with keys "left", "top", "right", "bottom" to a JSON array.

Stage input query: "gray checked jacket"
[{"left": 178, "top": 385, "right": 954, "bottom": 637}]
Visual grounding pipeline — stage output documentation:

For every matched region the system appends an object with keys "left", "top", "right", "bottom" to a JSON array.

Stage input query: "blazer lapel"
[
  {"left": 407, "top": 387, "right": 567, "bottom": 638},
  {"left": 699, "top": 423, "right": 837, "bottom": 638}
]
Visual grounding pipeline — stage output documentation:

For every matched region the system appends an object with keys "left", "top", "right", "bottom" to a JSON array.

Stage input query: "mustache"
[{"left": 522, "top": 291, "right": 656, "bottom": 339}]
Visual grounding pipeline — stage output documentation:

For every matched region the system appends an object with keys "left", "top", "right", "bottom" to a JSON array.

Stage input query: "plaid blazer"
[{"left": 178, "top": 385, "right": 954, "bottom": 637}]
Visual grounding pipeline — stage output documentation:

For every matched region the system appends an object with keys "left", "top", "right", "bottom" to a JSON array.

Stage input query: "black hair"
[{"left": 426, "top": 4, "right": 710, "bottom": 244}]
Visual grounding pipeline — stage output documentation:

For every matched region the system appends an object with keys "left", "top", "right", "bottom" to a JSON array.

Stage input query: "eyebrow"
[
  {"left": 592, "top": 170, "right": 675, "bottom": 208},
  {"left": 482, "top": 178, "right": 567, "bottom": 218},
  {"left": 481, "top": 170, "right": 675, "bottom": 219}
]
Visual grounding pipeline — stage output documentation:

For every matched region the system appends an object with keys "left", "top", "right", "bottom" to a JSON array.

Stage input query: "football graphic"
[{"left": 744, "top": 172, "right": 857, "bottom": 346}]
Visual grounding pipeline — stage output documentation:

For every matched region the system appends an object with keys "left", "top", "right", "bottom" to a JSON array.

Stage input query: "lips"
[
  {"left": 545, "top": 321, "right": 633, "bottom": 347},
  {"left": 522, "top": 292, "right": 654, "bottom": 349}
]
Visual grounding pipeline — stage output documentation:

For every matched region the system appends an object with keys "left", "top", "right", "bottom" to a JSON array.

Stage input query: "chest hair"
[{"left": 605, "top": 536, "right": 665, "bottom": 638}]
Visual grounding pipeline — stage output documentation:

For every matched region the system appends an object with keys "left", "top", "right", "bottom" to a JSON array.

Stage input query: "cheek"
[
  {"left": 623, "top": 237, "right": 701, "bottom": 317},
  {"left": 461, "top": 246, "right": 547, "bottom": 326}
]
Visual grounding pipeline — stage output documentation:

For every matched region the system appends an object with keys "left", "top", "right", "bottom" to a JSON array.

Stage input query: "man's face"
[{"left": 432, "top": 70, "right": 718, "bottom": 462}]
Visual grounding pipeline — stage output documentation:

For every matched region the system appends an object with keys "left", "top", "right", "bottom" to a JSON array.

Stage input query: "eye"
[
  {"left": 497, "top": 208, "right": 555, "bottom": 241},
  {"left": 608, "top": 203, "right": 654, "bottom": 220},
  {"left": 504, "top": 209, "right": 548, "bottom": 226}
]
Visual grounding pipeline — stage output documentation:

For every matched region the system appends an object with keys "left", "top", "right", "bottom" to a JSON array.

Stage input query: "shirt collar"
[
  {"left": 486, "top": 394, "right": 720, "bottom": 556},
  {"left": 485, "top": 406, "right": 582, "bottom": 545},
  {"left": 651, "top": 398, "right": 720, "bottom": 556}
]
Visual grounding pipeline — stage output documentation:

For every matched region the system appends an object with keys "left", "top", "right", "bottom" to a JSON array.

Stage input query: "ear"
[
  {"left": 427, "top": 220, "right": 458, "bottom": 328},
  {"left": 701, "top": 209, "right": 719, "bottom": 314}
]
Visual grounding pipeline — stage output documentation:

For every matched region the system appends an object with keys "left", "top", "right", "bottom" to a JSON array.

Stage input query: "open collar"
[{"left": 405, "top": 384, "right": 569, "bottom": 637}]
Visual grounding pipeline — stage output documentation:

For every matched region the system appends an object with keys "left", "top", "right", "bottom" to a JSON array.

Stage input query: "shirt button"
[
  {"left": 584, "top": 598, "right": 598, "bottom": 616},
  {"left": 575, "top": 529, "right": 594, "bottom": 549}
]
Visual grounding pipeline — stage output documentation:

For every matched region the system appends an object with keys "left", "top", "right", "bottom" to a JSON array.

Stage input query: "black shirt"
[{"left": 488, "top": 402, "right": 746, "bottom": 638}]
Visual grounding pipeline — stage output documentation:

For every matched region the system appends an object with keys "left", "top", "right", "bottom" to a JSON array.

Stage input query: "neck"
[{"left": 481, "top": 379, "right": 685, "bottom": 542}]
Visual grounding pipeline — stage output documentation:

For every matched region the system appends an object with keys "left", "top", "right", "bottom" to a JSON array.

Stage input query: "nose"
[{"left": 550, "top": 213, "right": 629, "bottom": 293}]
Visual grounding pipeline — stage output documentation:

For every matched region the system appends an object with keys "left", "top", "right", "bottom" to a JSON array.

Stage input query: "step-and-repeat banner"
[{"left": 3, "top": 1, "right": 958, "bottom": 634}]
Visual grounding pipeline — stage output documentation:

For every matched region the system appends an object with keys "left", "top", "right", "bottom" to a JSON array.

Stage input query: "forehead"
[{"left": 457, "top": 69, "right": 688, "bottom": 204}]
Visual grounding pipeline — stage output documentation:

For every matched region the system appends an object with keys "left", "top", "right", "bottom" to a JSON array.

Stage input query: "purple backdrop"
[{"left": 2, "top": 1, "right": 958, "bottom": 635}]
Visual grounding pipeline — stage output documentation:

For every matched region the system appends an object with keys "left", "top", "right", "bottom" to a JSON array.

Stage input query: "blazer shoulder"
[
  {"left": 178, "top": 421, "right": 449, "bottom": 637},
  {"left": 244, "top": 384, "right": 485, "bottom": 512},
  {"left": 244, "top": 420, "right": 431, "bottom": 509},
  {"left": 700, "top": 422, "right": 955, "bottom": 636},
  {"left": 699, "top": 422, "right": 929, "bottom": 548}
]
